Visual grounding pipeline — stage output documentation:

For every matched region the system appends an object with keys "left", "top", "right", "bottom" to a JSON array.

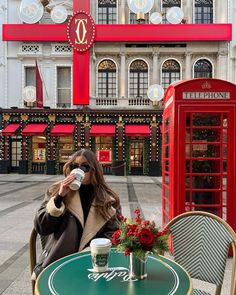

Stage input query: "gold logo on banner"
[
  {"left": 67, "top": 11, "right": 95, "bottom": 52},
  {"left": 3, "top": 114, "right": 10, "bottom": 121},
  {"left": 21, "top": 114, "right": 28, "bottom": 121},
  {"left": 75, "top": 19, "right": 88, "bottom": 45},
  {"left": 48, "top": 114, "right": 56, "bottom": 122},
  {"left": 76, "top": 115, "right": 83, "bottom": 122}
]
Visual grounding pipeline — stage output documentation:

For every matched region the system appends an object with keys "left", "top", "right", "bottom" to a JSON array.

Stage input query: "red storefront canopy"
[
  {"left": 50, "top": 124, "right": 75, "bottom": 136},
  {"left": 22, "top": 124, "right": 47, "bottom": 136},
  {"left": 2, "top": 123, "right": 20, "bottom": 136},
  {"left": 125, "top": 125, "right": 150, "bottom": 137},
  {"left": 90, "top": 124, "right": 116, "bottom": 136}
]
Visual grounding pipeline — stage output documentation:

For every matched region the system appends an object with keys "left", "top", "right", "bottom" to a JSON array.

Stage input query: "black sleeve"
[{"left": 34, "top": 193, "right": 63, "bottom": 236}]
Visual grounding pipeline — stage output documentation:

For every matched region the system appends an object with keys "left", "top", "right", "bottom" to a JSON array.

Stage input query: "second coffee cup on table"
[
  {"left": 69, "top": 168, "right": 85, "bottom": 190},
  {"left": 90, "top": 238, "right": 112, "bottom": 272}
]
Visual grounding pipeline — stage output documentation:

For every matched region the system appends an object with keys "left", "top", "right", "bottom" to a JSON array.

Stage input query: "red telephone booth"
[{"left": 162, "top": 78, "right": 236, "bottom": 233}]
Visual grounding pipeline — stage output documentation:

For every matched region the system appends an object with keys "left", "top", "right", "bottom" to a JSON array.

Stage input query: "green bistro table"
[{"left": 35, "top": 249, "right": 192, "bottom": 295}]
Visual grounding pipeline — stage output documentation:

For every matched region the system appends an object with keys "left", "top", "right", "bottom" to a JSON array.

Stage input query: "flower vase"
[{"left": 129, "top": 252, "right": 148, "bottom": 280}]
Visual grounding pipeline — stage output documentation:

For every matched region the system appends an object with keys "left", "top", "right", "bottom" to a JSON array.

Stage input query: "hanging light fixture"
[{"left": 18, "top": 0, "right": 68, "bottom": 24}]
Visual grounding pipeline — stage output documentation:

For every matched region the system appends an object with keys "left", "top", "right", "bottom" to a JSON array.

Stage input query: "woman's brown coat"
[{"left": 33, "top": 190, "right": 119, "bottom": 277}]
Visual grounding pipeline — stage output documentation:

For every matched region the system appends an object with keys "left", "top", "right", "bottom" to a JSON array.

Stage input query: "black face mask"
[{"left": 69, "top": 163, "right": 91, "bottom": 173}]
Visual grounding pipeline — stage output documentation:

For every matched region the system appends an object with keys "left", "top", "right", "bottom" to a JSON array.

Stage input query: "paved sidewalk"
[{"left": 0, "top": 174, "right": 232, "bottom": 294}]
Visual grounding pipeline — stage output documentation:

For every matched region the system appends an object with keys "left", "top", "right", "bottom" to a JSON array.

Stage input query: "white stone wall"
[{"left": 0, "top": 0, "right": 233, "bottom": 109}]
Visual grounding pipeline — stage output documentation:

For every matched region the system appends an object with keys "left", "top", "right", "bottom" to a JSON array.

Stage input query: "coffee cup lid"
[
  {"left": 71, "top": 168, "right": 85, "bottom": 175},
  {"left": 90, "top": 238, "right": 111, "bottom": 248}
]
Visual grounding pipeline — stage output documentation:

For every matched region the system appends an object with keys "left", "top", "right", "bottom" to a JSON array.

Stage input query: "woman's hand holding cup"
[{"left": 58, "top": 174, "right": 76, "bottom": 197}]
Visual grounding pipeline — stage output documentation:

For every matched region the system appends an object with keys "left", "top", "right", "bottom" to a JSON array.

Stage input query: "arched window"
[
  {"left": 98, "top": 0, "right": 117, "bottom": 24},
  {"left": 98, "top": 59, "right": 117, "bottom": 98},
  {"left": 195, "top": 0, "right": 213, "bottom": 23},
  {"left": 162, "top": 0, "right": 181, "bottom": 24},
  {"left": 129, "top": 60, "right": 148, "bottom": 98},
  {"left": 162, "top": 59, "right": 180, "bottom": 91},
  {"left": 194, "top": 59, "right": 212, "bottom": 78}
]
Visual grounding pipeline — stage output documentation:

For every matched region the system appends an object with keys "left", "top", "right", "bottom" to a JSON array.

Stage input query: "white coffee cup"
[
  {"left": 90, "top": 238, "right": 112, "bottom": 272},
  {"left": 69, "top": 168, "right": 85, "bottom": 190}
]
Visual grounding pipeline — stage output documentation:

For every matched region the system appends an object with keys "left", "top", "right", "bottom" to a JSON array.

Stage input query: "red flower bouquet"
[{"left": 112, "top": 209, "right": 169, "bottom": 259}]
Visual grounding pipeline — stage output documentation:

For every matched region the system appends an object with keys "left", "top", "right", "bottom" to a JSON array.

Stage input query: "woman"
[{"left": 32, "top": 149, "right": 121, "bottom": 278}]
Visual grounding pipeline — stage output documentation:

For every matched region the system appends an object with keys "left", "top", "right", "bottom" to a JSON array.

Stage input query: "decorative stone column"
[
  {"left": 120, "top": 52, "right": 126, "bottom": 98},
  {"left": 185, "top": 52, "right": 191, "bottom": 79},
  {"left": 119, "top": 0, "right": 126, "bottom": 24},
  {"left": 217, "top": 50, "right": 228, "bottom": 80},
  {"left": 152, "top": 51, "right": 159, "bottom": 84}
]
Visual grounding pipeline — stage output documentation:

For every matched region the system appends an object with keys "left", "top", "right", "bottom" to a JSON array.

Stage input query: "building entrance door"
[
  {"left": 10, "top": 137, "right": 22, "bottom": 173},
  {"left": 130, "top": 139, "right": 144, "bottom": 175}
]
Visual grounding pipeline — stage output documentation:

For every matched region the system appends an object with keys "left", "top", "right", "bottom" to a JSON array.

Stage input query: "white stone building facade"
[{"left": 0, "top": 0, "right": 235, "bottom": 176}]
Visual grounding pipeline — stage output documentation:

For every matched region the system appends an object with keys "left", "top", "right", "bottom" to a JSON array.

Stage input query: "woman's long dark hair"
[{"left": 60, "top": 149, "right": 120, "bottom": 220}]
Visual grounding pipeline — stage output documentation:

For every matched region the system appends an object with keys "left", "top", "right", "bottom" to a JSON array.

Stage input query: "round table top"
[{"left": 36, "top": 249, "right": 192, "bottom": 295}]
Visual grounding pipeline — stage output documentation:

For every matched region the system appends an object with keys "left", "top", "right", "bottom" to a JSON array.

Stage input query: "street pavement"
[{"left": 0, "top": 174, "right": 232, "bottom": 294}]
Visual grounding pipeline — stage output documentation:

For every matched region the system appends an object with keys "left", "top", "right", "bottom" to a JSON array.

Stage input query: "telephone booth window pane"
[
  {"left": 222, "top": 144, "right": 227, "bottom": 158},
  {"left": 164, "top": 160, "right": 169, "bottom": 172},
  {"left": 223, "top": 191, "right": 227, "bottom": 206},
  {"left": 223, "top": 129, "right": 227, "bottom": 143},
  {"left": 165, "top": 187, "right": 169, "bottom": 198},
  {"left": 192, "top": 143, "right": 220, "bottom": 158},
  {"left": 164, "top": 174, "right": 169, "bottom": 184},
  {"left": 164, "top": 214, "right": 169, "bottom": 225},
  {"left": 192, "top": 113, "right": 221, "bottom": 126},
  {"left": 192, "top": 160, "right": 220, "bottom": 173},
  {"left": 185, "top": 176, "right": 190, "bottom": 188},
  {"left": 222, "top": 177, "right": 227, "bottom": 190},
  {"left": 223, "top": 117, "right": 227, "bottom": 127},
  {"left": 193, "top": 191, "right": 221, "bottom": 205},
  {"left": 186, "top": 159, "right": 190, "bottom": 173},
  {"left": 165, "top": 146, "right": 169, "bottom": 158},
  {"left": 223, "top": 160, "right": 227, "bottom": 172},
  {"left": 186, "top": 144, "right": 190, "bottom": 158},
  {"left": 164, "top": 195, "right": 169, "bottom": 211},
  {"left": 192, "top": 175, "right": 220, "bottom": 189},
  {"left": 164, "top": 133, "right": 169, "bottom": 144},
  {"left": 192, "top": 128, "right": 221, "bottom": 142}
]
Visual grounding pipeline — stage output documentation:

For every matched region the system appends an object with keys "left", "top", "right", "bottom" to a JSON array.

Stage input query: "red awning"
[
  {"left": 2, "top": 124, "right": 20, "bottom": 136},
  {"left": 125, "top": 125, "right": 150, "bottom": 137},
  {"left": 50, "top": 124, "right": 75, "bottom": 136},
  {"left": 22, "top": 124, "right": 48, "bottom": 136},
  {"left": 90, "top": 124, "right": 116, "bottom": 137}
]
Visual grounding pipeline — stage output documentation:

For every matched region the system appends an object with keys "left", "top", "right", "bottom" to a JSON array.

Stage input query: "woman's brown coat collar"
[{"left": 64, "top": 190, "right": 116, "bottom": 251}]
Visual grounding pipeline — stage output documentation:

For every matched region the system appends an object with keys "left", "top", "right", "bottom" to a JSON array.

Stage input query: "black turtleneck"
[
  {"left": 54, "top": 184, "right": 94, "bottom": 224},
  {"left": 79, "top": 184, "right": 94, "bottom": 223}
]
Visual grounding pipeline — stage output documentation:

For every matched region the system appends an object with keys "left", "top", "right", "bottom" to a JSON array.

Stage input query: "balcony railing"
[
  {"left": 90, "top": 96, "right": 159, "bottom": 109},
  {"left": 53, "top": 98, "right": 162, "bottom": 110}
]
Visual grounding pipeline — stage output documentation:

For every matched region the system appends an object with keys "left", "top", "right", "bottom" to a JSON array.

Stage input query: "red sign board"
[
  {"left": 96, "top": 150, "right": 112, "bottom": 163},
  {"left": 67, "top": 11, "right": 95, "bottom": 52}
]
